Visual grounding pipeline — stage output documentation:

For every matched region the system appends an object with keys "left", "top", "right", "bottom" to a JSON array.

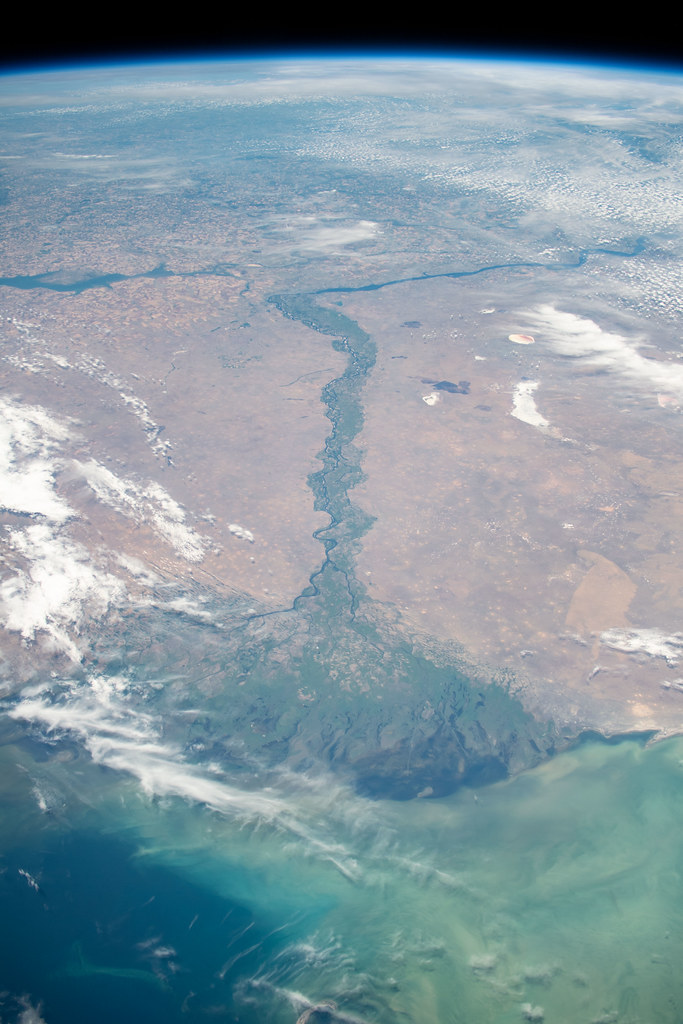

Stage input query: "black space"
[{"left": 1, "top": 15, "right": 681, "bottom": 75}]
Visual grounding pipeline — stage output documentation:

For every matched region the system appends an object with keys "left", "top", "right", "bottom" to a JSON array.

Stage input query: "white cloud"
[
  {"left": 523, "top": 305, "right": 683, "bottom": 399},
  {"left": 0, "top": 523, "right": 126, "bottom": 662},
  {"left": 77, "top": 460, "right": 206, "bottom": 563},
  {"left": 9, "top": 675, "right": 362, "bottom": 879},
  {"left": 511, "top": 381, "right": 550, "bottom": 430},
  {"left": 267, "top": 214, "right": 379, "bottom": 254},
  {"left": 601, "top": 628, "right": 683, "bottom": 665},
  {"left": 0, "top": 394, "right": 208, "bottom": 663},
  {"left": 17, "top": 997, "right": 48, "bottom": 1024},
  {"left": 52, "top": 152, "right": 115, "bottom": 159},
  {"left": 229, "top": 523, "right": 254, "bottom": 543},
  {"left": 0, "top": 397, "right": 73, "bottom": 522}
]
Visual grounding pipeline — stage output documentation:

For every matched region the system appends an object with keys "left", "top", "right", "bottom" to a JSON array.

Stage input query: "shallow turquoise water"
[{"left": 2, "top": 732, "right": 681, "bottom": 1023}]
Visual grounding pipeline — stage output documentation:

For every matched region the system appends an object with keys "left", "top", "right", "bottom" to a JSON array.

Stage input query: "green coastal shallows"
[{"left": 2, "top": 732, "right": 682, "bottom": 1023}]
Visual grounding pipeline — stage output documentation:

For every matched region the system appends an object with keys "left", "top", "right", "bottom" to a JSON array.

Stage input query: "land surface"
[
  {"left": 2, "top": 61, "right": 683, "bottom": 801},
  {"left": 3, "top": 258, "right": 683, "bottom": 749},
  {"left": 326, "top": 270, "right": 683, "bottom": 736}
]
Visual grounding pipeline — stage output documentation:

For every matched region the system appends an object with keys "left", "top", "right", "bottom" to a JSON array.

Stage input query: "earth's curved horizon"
[{"left": 1, "top": 55, "right": 682, "bottom": 1024}]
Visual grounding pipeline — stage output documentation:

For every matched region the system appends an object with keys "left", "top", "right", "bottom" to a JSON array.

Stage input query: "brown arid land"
[
  {"left": 3, "top": 258, "right": 683, "bottom": 740},
  {"left": 319, "top": 270, "right": 683, "bottom": 738}
]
